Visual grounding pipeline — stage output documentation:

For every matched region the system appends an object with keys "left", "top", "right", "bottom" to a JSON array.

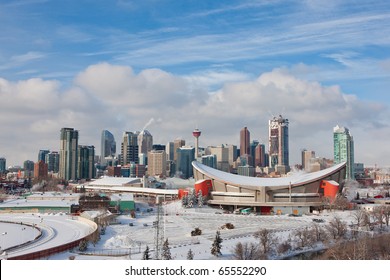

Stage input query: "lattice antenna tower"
[{"left": 153, "top": 195, "right": 165, "bottom": 259}]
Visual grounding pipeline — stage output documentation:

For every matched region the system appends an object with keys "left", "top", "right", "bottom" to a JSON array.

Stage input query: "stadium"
[{"left": 192, "top": 161, "right": 347, "bottom": 215}]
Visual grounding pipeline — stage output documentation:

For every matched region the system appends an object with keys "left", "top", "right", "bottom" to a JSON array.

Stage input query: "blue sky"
[{"left": 1, "top": 0, "right": 390, "bottom": 167}]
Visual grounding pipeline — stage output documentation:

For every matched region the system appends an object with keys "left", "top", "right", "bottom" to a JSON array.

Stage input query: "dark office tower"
[
  {"left": 240, "top": 127, "right": 250, "bottom": 156},
  {"left": 250, "top": 140, "right": 259, "bottom": 167},
  {"left": 255, "top": 144, "right": 266, "bottom": 167},
  {"left": 38, "top": 150, "right": 50, "bottom": 163},
  {"left": 121, "top": 132, "right": 139, "bottom": 165},
  {"left": 0, "top": 157, "right": 6, "bottom": 174},
  {"left": 268, "top": 115, "right": 289, "bottom": 169},
  {"left": 23, "top": 160, "right": 35, "bottom": 177},
  {"left": 46, "top": 151, "right": 60, "bottom": 173},
  {"left": 78, "top": 145, "right": 96, "bottom": 180},
  {"left": 101, "top": 130, "right": 116, "bottom": 164},
  {"left": 152, "top": 144, "right": 166, "bottom": 151},
  {"left": 59, "top": 128, "right": 79, "bottom": 181},
  {"left": 176, "top": 147, "right": 195, "bottom": 179}
]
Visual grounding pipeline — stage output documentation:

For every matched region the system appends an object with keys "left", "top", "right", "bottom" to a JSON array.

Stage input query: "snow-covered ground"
[
  {"left": 0, "top": 213, "right": 96, "bottom": 259},
  {"left": 45, "top": 201, "right": 358, "bottom": 260}
]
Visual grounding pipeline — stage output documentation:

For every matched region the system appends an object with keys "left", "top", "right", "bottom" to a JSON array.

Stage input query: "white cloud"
[{"left": 0, "top": 63, "right": 388, "bottom": 167}]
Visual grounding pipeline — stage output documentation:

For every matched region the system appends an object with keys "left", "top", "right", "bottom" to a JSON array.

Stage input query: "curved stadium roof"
[{"left": 192, "top": 161, "right": 346, "bottom": 188}]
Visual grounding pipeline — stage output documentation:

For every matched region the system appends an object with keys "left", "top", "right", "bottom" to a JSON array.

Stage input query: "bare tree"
[
  {"left": 372, "top": 207, "right": 385, "bottom": 230},
  {"left": 334, "top": 194, "right": 350, "bottom": 211},
  {"left": 277, "top": 240, "right": 292, "bottom": 255},
  {"left": 326, "top": 216, "right": 347, "bottom": 240},
  {"left": 382, "top": 206, "right": 390, "bottom": 227},
  {"left": 352, "top": 209, "right": 369, "bottom": 227},
  {"left": 254, "top": 228, "right": 278, "bottom": 254},
  {"left": 232, "top": 242, "right": 263, "bottom": 260},
  {"left": 310, "top": 223, "right": 327, "bottom": 243},
  {"left": 294, "top": 227, "right": 315, "bottom": 249}
]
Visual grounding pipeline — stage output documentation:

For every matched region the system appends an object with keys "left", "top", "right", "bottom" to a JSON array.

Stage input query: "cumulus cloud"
[{"left": 0, "top": 63, "right": 388, "bottom": 166}]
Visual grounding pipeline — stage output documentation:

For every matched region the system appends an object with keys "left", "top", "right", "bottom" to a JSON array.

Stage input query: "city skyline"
[{"left": 0, "top": 1, "right": 390, "bottom": 167}]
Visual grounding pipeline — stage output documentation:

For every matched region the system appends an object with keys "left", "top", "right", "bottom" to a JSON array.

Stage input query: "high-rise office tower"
[
  {"left": 46, "top": 151, "right": 60, "bottom": 173},
  {"left": 333, "top": 125, "right": 354, "bottom": 180},
  {"left": 240, "top": 127, "right": 250, "bottom": 156},
  {"left": 249, "top": 140, "right": 259, "bottom": 167},
  {"left": 302, "top": 149, "right": 315, "bottom": 171},
  {"left": 121, "top": 132, "right": 139, "bottom": 165},
  {"left": 38, "top": 150, "right": 50, "bottom": 163},
  {"left": 138, "top": 130, "right": 153, "bottom": 156},
  {"left": 0, "top": 157, "right": 6, "bottom": 174},
  {"left": 101, "top": 130, "right": 116, "bottom": 164},
  {"left": 78, "top": 145, "right": 96, "bottom": 180},
  {"left": 226, "top": 144, "right": 238, "bottom": 166},
  {"left": 23, "top": 160, "right": 35, "bottom": 177},
  {"left": 59, "top": 128, "right": 79, "bottom": 181},
  {"left": 206, "top": 145, "right": 230, "bottom": 172},
  {"left": 268, "top": 115, "right": 289, "bottom": 170},
  {"left": 34, "top": 161, "right": 48, "bottom": 180},
  {"left": 176, "top": 146, "right": 195, "bottom": 179},
  {"left": 148, "top": 150, "right": 167, "bottom": 177},
  {"left": 255, "top": 143, "right": 266, "bottom": 167},
  {"left": 166, "top": 142, "right": 175, "bottom": 161},
  {"left": 201, "top": 154, "right": 217, "bottom": 169},
  {"left": 173, "top": 139, "right": 185, "bottom": 162}
]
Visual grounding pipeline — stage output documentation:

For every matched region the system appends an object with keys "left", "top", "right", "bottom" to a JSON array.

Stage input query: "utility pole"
[{"left": 153, "top": 196, "right": 164, "bottom": 259}]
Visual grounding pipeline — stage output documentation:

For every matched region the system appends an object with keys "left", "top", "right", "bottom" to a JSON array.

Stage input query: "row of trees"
[
  {"left": 181, "top": 189, "right": 207, "bottom": 208},
  {"left": 232, "top": 209, "right": 390, "bottom": 260}
]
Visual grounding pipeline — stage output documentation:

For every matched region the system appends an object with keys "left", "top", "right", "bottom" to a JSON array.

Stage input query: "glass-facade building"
[
  {"left": 59, "top": 128, "right": 79, "bottom": 181},
  {"left": 176, "top": 147, "right": 195, "bottom": 179},
  {"left": 78, "top": 145, "right": 95, "bottom": 180},
  {"left": 101, "top": 130, "right": 116, "bottom": 164},
  {"left": 333, "top": 125, "right": 354, "bottom": 180}
]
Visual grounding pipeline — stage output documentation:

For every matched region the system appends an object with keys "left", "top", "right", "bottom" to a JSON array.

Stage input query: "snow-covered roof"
[
  {"left": 110, "top": 193, "right": 134, "bottom": 201},
  {"left": 81, "top": 186, "right": 178, "bottom": 195},
  {"left": 192, "top": 161, "right": 346, "bottom": 188},
  {"left": 0, "top": 198, "right": 75, "bottom": 208},
  {"left": 86, "top": 177, "right": 141, "bottom": 187}
]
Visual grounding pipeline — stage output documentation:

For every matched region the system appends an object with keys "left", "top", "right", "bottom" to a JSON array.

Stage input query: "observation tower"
[{"left": 193, "top": 128, "right": 201, "bottom": 159}]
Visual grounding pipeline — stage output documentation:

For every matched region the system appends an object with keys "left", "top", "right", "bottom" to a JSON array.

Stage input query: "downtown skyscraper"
[
  {"left": 101, "top": 130, "right": 116, "bottom": 164},
  {"left": 240, "top": 127, "right": 250, "bottom": 156},
  {"left": 59, "top": 128, "right": 78, "bottom": 181},
  {"left": 121, "top": 131, "right": 139, "bottom": 165},
  {"left": 268, "top": 115, "right": 289, "bottom": 171},
  {"left": 78, "top": 145, "right": 96, "bottom": 180},
  {"left": 333, "top": 125, "right": 354, "bottom": 180}
]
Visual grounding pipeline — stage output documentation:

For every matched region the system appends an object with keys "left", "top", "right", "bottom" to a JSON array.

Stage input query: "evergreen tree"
[
  {"left": 161, "top": 238, "right": 173, "bottom": 260},
  {"left": 187, "top": 249, "right": 194, "bottom": 260},
  {"left": 197, "top": 190, "right": 204, "bottom": 208},
  {"left": 211, "top": 231, "right": 223, "bottom": 257},
  {"left": 142, "top": 246, "right": 151, "bottom": 260},
  {"left": 78, "top": 239, "right": 88, "bottom": 252},
  {"left": 181, "top": 194, "right": 188, "bottom": 207},
  {"left": 188, "top": 189, "right": 197, "bottom": 208}
]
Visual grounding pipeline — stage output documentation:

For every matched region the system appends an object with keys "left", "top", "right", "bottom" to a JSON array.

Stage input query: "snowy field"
[
  {"left": 0, "top": 213, "right": 96, "bottom": 259},
  {"left": 45, "top": 201, "right": 357, "bottom": 260}
]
